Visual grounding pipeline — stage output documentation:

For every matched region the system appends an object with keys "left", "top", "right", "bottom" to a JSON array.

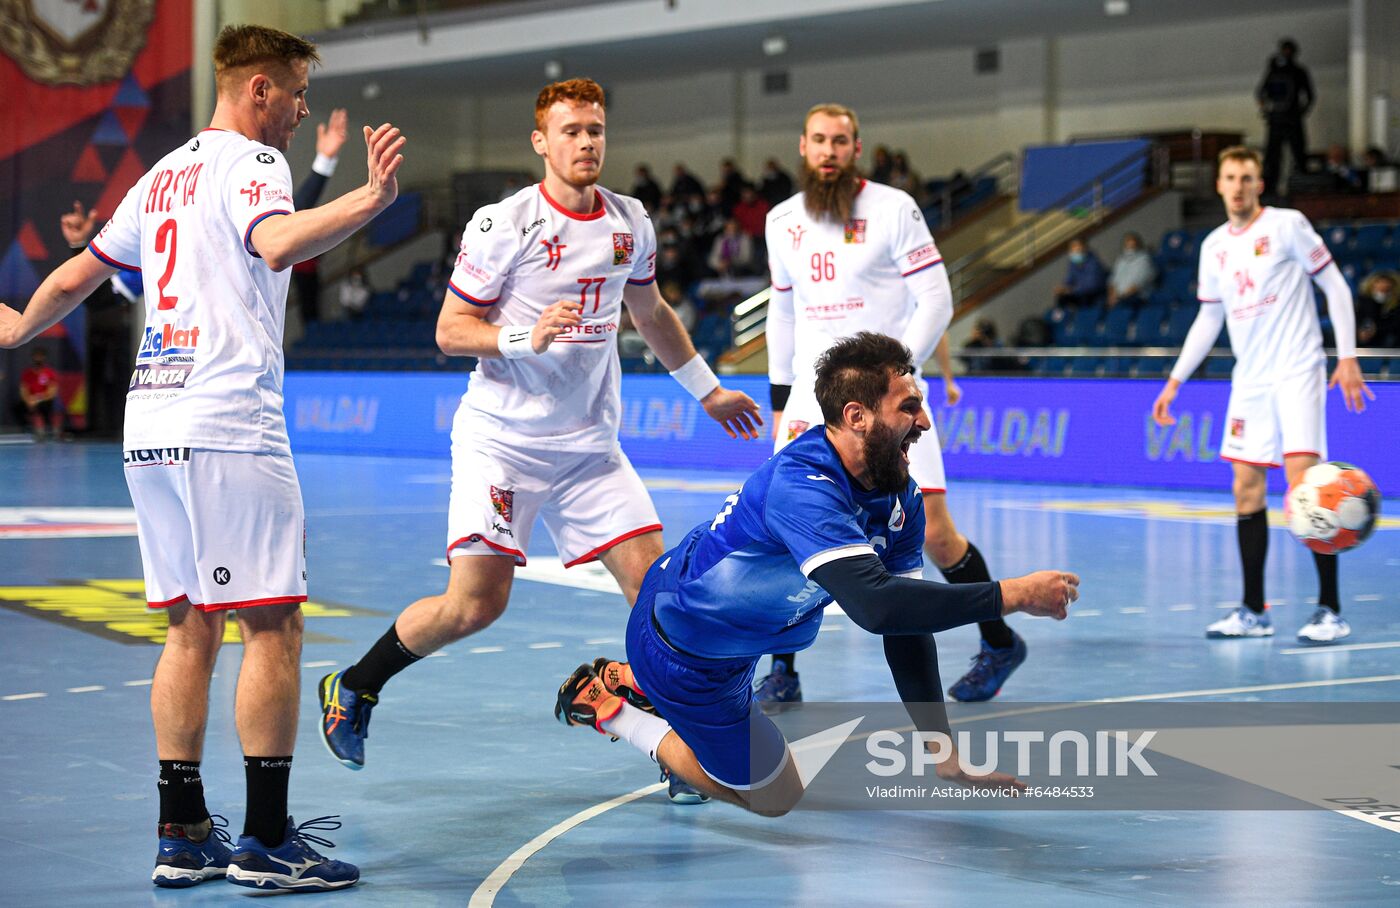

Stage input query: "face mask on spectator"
[
  {"left": 1070, "top": 252, "right": 1085, "bottom": 264},
  {"left": 1372, "top": 290, "right": 1390, "bottom": 303}
]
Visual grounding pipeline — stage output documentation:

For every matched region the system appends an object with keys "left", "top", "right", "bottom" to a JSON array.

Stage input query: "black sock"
[
  {"left": 940, "top": 542, "right": 1014, "bottom": 649},
  {"left": 771, "top": 654, "right": 797, "bottom": 674},
  {"left": 243, "top": 756, "right": 292, "bottom": 848},
  {"left": 1237, "top": 508, "right": 1268, "bottom": 612},
  {"left": 158, "top": 759, "right": 209, "bottom": 826},
  {"left": 1313, "top": 551, "right": 1340, "bottom": 613},
  {"left": 341, "top": 623, "right": 423, "bottom": 694}
]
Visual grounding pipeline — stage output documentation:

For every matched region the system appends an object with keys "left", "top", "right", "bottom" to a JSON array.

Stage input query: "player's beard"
[
  {"left": 800, "top": 159, "right": 862, "bottom": 224},
  {"left": 864, "top": 418, "right": 916, "bottom": 494}
]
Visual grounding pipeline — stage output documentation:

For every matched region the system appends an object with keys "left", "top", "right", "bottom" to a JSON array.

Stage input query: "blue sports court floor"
[{"left": 2, "top": 441, "right": 1397, "bottom": 905}]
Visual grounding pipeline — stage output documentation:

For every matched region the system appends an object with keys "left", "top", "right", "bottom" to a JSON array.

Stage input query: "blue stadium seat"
[
  {"left": 1102, "top": 305, "right": 1134, "bottom": 345},
  {"left": 1065, "top": 305, "right": 1104, "bottom": 346},
  {"left": 1352, "top": 224, "right": 1394, "bottom": 258},
  {"left": 1322, "top": 224, "right": 1354, "bottom": 258},
  {"left": 1131, "top": 303, "right": 1167, "bottom": 345},
  {"left": 1204, "top": 356, "right": 1233, "bottom": 378},
  {"left": 1036, "top": 356, "right": 1069, "bottom": 376},
  {"left": 1069, "top": 357, "right": 1101, "bottom": 376},
  {"left": 1047, "top": 306, "right": 1073, "bottom": 346},
  {"left": 1163, "top": 303, "right": 1201, "bottom": 344},
  {"left": 1101, "top": 356, "right": 1132, "bottom": 376},
  {"left": 1358, "top": 357, "right": 1385, "bottom": 376},
  {"left": 1158, "top": 230, "right": 1191, "bottom": 269},
  {"left": 1160, "top": 267, "right": 1194, "bottom": 300}
]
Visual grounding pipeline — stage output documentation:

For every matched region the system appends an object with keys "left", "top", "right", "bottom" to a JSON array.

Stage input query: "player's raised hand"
[
  {"left": 362, "top": 123, "right": 406, "bottom": 210},
  {"left": 701, "top": 386, "right": 763, "bottom": 440},
  {"left": 317, "top": 108, "right": 349, "bottom": 159},
  {"left": 1329, "top": 357, "right": 1375, "bottom": 413},
  {"left": 943, "top": 376, "right": 962, "bottom": 407},
  {"left": 1001, "top": 570, "right": 1080, "bottom": 620},
  {"left": 60, "top": 201, "right": 99, "bottom": 248},
  {"left": 532, "top": 299, "right": 583, "bottom": 353},
  {"left": 1151, "top": 379, "right": 1180, "bottom": 426}
]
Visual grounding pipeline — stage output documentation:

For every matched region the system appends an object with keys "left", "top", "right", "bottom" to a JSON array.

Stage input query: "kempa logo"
[{"left": 865, "top": 729, "right": 1158, "bottom": 777}]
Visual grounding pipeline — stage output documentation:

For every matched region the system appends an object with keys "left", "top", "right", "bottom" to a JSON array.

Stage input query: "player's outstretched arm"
[
  {"left": 249, "top": 123, "right": 405, "bottom": 271},
  {"left": 0, "top": 252, "right": 116, "bottom": 349},
  {"left": 623, "top": 282, "right": 763, "bottom": 439}
]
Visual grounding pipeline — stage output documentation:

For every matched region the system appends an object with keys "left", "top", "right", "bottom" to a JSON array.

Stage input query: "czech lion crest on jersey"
[
  {"left": 843, "top": 219, "right": 867, "bottom": 244},
  {"left": 786, "top": 420, "right": 810, "bottom": 442},
  {"left": 489, "top": 486, "right": 514, "bottom": 523},
  {"left": 0, "top": 0, "right": 157, "bottom": 86},
  {"left": 612, "top": 232, "right": 634, "bottom": 266},
  {"left": 1253, "top": 236, "right": 1270, "bottom": 257}
]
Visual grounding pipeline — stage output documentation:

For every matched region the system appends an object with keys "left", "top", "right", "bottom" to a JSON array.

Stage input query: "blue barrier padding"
[
  {"left": 284, "top": 373, "right": 1398, "bottom": 494},
  {"left": 1019, "top": 140, "right": 1151, "bottom": 213}
]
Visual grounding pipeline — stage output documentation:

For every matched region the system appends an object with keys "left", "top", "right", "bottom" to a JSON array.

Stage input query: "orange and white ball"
[{"left": 1284, "top": 462, "right": 1382, "bottom": 555}]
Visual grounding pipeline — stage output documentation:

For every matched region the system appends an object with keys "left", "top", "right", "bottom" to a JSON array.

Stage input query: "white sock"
[{"left": 599, "top": 702, "right": 672, "bottom": 763}]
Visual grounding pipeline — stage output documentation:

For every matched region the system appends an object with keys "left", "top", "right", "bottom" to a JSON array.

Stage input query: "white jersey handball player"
[
  {"left": 317, "top": 78, "right": 761, "bottom": 806},
  {"left": 1154, "top": 145, "right": 1372, "bottom": 644},
  {"left": 760, "top": 103, "right": 1030, "bottom": 706}
]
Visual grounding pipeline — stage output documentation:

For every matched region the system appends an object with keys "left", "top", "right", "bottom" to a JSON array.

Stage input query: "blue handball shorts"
[{"left": 625, "top": 562, "right": 790, "bottom": 790}]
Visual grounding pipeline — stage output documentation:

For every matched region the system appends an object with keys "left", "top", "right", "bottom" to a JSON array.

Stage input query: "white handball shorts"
[
  {"left": 1219, "top": 367, "right": 1327, "bottom": 468},
  {"left": 123, "top": 448, "right": 307, "bottom": 610},
  {"left": 446, "top": 430, "right": 661, "bottom": 567}
]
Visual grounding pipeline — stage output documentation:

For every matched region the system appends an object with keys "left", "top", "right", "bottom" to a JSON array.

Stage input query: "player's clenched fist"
[
  {"left": 1000, "top": 570, "right": 1080, "bottom": 620},
  {"left": 532, "top": 300, "right": 584, "bottom": 353}
]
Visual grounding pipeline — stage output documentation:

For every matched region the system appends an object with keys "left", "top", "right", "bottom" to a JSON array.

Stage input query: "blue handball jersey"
[{"left": 650, "top": 426, "right": 925, "bottom": 660}]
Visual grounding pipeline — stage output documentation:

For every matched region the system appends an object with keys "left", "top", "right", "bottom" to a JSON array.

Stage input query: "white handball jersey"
[
  {"left": 765, "top": 180, "right": 942, "bottom": 381},
  {"left": 1196, "top": 206, "right": 1334, "bottom": 386},
  {"left": 447, "top": 183, "right": 657, "bottom": 451},
  {"left": 89, "top": 128, "right": 297, "bottom": 454}
]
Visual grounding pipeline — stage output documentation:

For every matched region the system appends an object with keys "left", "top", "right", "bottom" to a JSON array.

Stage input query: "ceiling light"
[
  {"left": 544, "top": 59, "right": 563, "bottom": 79},
  {"left": 1104, "top": 0, "right": 1129, "bottom": 15},
  {"left": 763, "top": 35, "right": 787, "bottom": 57}
]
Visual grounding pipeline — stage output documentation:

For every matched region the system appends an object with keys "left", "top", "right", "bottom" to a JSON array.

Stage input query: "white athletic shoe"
[
  {"left": 1205, "top": 606, "right": 1274, "bottom": 638},
  {"left": 1296, "top": 608, "right": 1351, "bottom": 645}
]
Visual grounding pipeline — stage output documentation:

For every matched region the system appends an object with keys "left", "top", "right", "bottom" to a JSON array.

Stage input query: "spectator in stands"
[
  {"left": 717, "top": 158, "right": 747, "bottom": 214},
  {"left": 1324, "top": 144, "right": 1363, "bottom": 193},
  {"left": 758, "top": 158, "right": 794, "bottom": 206},
  {"left": 888, "top": 151, "right": 923, "bottom": 205},
  {"left": 960, "top": 317, "right": 1007, "bottom": 374},
  {"left": 291, "top": 108, "right": 350, "bottom": 326},
  {"left": 656, "top": 229, "right": 702, "bottom": 289},
  {"left": 731, "top": 185, "right": 769, "bottom": 240},
  {"left": 632, "top": 164, "right": 662, "bottom": 212},
  {"left": 1357, "top": 269, "right": 1399, "bottom": 347},
  {"left": 18, "top": 347, "right": 62, "bottom": 439},
  {"left": 670, "top": 162, "right": 704, "bottom": 200},
  {"left": 1106, "top": 231, "right": 1157, "bottom": 310},
  {"left": 1053, "top": 238, "right": 1107, "bottom": 309},
  {"left": 58, "top": 200, "right": 132, "bottom": 437},
  {"left": 869, "top": 145, "right": 892, "bottom": 184},
  {"left": 707, "top": 218, "right": 755, "bottom": 277},
  {"left": 1361, "top": 146, "right": 1396, "bottom": 192},
  {"left": 339, "top": 267, "right": 371, "bottom": 320},
  {"left": 1256, "top": 38, "right": 1314, "bottom": 196}
]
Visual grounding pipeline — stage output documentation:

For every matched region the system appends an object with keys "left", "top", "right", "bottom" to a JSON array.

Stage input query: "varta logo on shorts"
[{"left": 137, "top": 324, "right": 202, "bottom": 362}]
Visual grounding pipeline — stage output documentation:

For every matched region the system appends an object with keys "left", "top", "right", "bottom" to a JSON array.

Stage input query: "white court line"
[
  {"left": 1119, "top": 607, "right": 1147, "bottom": 614},
  {"left": 470, "top": 646, "right": 504, "bottom": 654},
  {"left": 1168, "top": 604, "right": 1196, "bottom": 612},
  {"left": 468, "top": 671, "right": 1400, "bottom": 905},
  {"left": 528, "top": 642, "right": 563, "bottom": 650},
  {"left": 1280, "top": 640, "right": 1400, "bottom": 656},
  {"left": 468, "top": 782, "right": 666, "bottom": 907},
  {"left": 1354, "top": 594, "right": 1382, "bottom": 602},
  {"left": 302, "top": 660, "right": 336, "bottom": 669},
  {"left": 66, "top": 686, "right": 104, "bottom": 693},
  {"left": 1073, "top": 610, "right": 1102, "bottom": 617},
  {"left": 123, "top": 679, "right": 153, "bottom": 687},
  {"left": 2, "top": 692, "right": 46, "bottom": 701},
  {"left": 584, "top": 638, "right": 618, "bottom": 646}
]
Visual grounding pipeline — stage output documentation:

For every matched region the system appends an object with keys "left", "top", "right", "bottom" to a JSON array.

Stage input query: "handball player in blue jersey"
[{"left": 556, "top": 333, "right": 1080, "bottom": 813}]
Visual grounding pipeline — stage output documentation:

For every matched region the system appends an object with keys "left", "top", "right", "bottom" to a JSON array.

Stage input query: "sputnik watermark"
[{"left": 864, "top": 730, "right": 1158, "bottom": 778}]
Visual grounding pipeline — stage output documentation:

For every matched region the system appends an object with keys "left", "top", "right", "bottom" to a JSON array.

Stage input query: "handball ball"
[{"left": 1284, "top": 462, "right": 1381, "bottom": 554}]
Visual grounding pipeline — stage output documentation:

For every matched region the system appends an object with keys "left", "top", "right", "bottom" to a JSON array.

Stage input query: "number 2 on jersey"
[
  {"left": 811, "top": 251, "right": 835, "bottom": 282},
  {"left": 577, "top": 276, "right": 606, "bottom": 313},
  {"left": 154, "top": 218, "right": 179, "bottom": 310}
]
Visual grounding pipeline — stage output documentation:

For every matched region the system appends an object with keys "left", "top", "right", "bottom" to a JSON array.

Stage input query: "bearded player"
[{"left": 758, "top": 103, "right": 1026, "bottom": 705}]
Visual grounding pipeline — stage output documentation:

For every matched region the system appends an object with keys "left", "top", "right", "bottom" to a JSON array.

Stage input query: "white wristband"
[
  {"left": 312, "top": 153, "right": 338, "bottom": 177},
  {"left": 496, "top": 325, "right": 536, "bottom": 359},
  {"left": 670, "top": 354, "right": 720, "bottom": 401}
]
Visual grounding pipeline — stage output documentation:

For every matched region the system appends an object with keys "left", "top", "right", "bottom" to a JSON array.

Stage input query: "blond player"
[
  {"left": 759, "top": 103, "right": 1026, "bottom": 705},
  {"left": 0, "top": 25, "right": 406, "bottom": 890},
  {"left": 1154, "top": 145, "right": 1371, "bottom": 644},
  {"left": 318, "top": 79, "right": 760, "bottom": 804}
]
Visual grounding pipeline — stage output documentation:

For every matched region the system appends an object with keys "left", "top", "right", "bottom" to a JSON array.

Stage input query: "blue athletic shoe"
[
  {"left": 947, "top": 632, "right": 1027, "bottom": 702},
  {"left": 319, "top": 670, "right": 376, "bottom": 770},
  {"left": 753, "top": 660, "right": 802, "bottom": 714},
  {"left": 225, "top": 816, "right": 359, "bottom": 891},
  {"left": 661, "top": 767, "right": 709, "bottom": 805},
  {"left": 152, "top": 815, "right": 233, "bottom": 888}
]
